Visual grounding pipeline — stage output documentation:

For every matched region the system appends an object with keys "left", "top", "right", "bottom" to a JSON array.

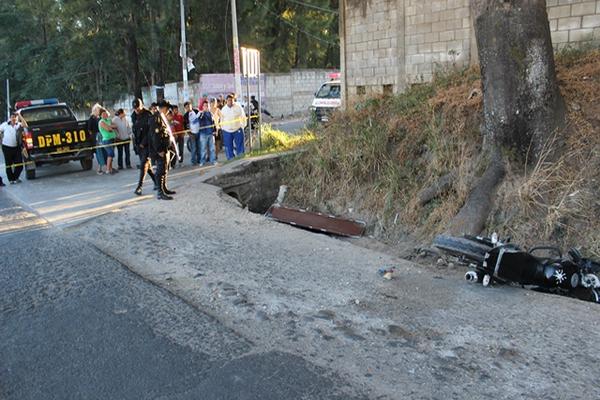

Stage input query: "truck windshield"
[
  {"left": 20, "top": 106, "right": 75, "bottom": 124},
  {"left": 315, "top": 83, "right": 341, "bottom": 99}
]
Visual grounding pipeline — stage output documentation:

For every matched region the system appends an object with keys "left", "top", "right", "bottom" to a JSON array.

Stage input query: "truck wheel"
[
  {"left": 80, "top": 158, "right": 93, "bottom": 171},
  {"left": 26, "top": 169, "right": 36, "bottom": 180}
]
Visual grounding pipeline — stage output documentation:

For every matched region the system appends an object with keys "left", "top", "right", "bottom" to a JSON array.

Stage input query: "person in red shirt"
[
  {"left": 171, "top": 105, "right": 185, "bottom": 167},
  {"left": 198, "top": 96, "right": 208, "bottom": 111}
]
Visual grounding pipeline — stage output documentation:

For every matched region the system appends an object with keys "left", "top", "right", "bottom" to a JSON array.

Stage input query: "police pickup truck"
[{"left": 16, "top": 99, "right": 94, "bottom": 179}]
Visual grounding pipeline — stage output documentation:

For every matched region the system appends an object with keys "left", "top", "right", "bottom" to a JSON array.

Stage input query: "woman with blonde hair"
[{"left": 87, "top": 103, "right": 106, "bottom": 175}]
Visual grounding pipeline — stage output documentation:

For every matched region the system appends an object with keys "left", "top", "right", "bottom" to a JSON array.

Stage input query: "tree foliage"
[{"left": 0, "top": 0, "right": 339, "bottom": 114}]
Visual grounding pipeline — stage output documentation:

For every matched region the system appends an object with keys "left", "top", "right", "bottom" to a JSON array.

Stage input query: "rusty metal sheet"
[{"left": 267, "top": 206, "right": 366, "bottom": 238}]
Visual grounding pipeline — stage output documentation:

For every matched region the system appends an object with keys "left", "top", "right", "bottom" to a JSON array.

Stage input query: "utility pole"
[
  {"left": 5, "top": 79, "right": 9, "bottom": 119},
  {"left": 231, "top": 0, "right": 242, "bottom": 97},
  {"left": 180, "top": 0, "right": 189, "bottom": 103},
  {"left": 257, "top": 51, "right": 262, "bottom": 149}
]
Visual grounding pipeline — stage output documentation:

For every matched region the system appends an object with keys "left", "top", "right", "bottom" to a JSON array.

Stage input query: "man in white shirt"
[
  {"left": 185, "top": 101, "right": 201, "bottom": 165},
  {"left": 112, "top": 109, "right": 132, "bottom": 169},
  {"left": 220, "top": 93, "right": 247, "bottom": 160},
  {"left": 0, "top": 113, "right": 23, "bottom": 184}
]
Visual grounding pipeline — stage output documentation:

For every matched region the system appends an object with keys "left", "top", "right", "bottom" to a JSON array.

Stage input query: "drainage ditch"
[{"left": 204, "top": 155, "right": 286, "bottom": 214}]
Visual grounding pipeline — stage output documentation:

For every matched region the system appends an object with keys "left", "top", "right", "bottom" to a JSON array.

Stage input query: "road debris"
[
  {"left": 378, "top": 267, "right": 396, "bottom": 280},
  {"left": 274, "top": 185, "right": 289, "bottom": 206},
  {"left": 267, "top": 205, "right": 366, "bottom": 238}
]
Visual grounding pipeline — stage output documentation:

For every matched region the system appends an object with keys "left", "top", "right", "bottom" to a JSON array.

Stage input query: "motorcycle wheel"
[{"left": 432, "top": 235, "right": 494, "bottom": 264}]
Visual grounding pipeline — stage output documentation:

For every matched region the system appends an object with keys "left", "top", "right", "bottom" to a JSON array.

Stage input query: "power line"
[
  {"left": 255, "top": 1, "right": 339, "bottom": 47},
  {"left": 287, "top": 0, "right": 339, "bottom": 14}
]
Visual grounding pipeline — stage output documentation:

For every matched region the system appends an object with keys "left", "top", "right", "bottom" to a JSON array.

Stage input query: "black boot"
[
  {"left": 135, "top": 174, "right": 145, "bottom": 195},
  {"left": 138, "top": 160, "right": 153, "bottom": 192},
  {"left": 157, "top": 176, "right": 173, "bottom": 200},
  {"left": 151, "top": 172, "right": 158, "bottom": 190},
  {"left": 157, "top": 192, "right": 173, "bottom": 200},
  {"left": 162, "top": 174, "right": 176, "bottom": 195}
]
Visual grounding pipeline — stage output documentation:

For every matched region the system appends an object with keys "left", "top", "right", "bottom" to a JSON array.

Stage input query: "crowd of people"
[
  {"left": 87, "top": 104, "right": 133, "bottom": 176},
  {"left": 85, "top": 93, "right": 250, "bottom": 200},
  {"left": 1, "top": 94, "right": 250, "bottom": 200}
]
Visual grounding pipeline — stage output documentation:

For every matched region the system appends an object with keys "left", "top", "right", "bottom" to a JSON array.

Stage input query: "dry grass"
[
  {"left": 487, "top": 49, "right": 600, "bottom": 256},
  {"left": 284, "top": 49, "right": 600, "bottom": 255},
  {"left": 489, "top": 113, "right": 600, "bottom": 257},
  {"left": 284, "top": 66, "right": 483, "bottom": 241}
]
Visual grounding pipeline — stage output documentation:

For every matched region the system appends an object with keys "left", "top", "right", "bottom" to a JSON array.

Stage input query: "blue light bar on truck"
[{"left": 15, "top": 98, "right": 59, "bottom": 110}]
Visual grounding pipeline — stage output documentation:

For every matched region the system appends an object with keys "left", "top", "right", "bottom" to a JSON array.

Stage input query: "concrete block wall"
[
  {"left": 547, "top": 0, "right": 600, "bottom": 48},
  {"left": 290, "top": 69, "right": 335, "bottom": 115},
  {"left": 264, "top": 73, "right": 293, "bottom": 118},
  {"left": 342, "top": 0, "right": 600, "bottom": 98},
  {"left": 404, "top": 0, "right": 471, "bottom": 84},
  {"left": 262, "top": 70, "right": 334, "bottom": 117},
  {"left": 343, "top": 0, "right": 402, "bottom": 96}
]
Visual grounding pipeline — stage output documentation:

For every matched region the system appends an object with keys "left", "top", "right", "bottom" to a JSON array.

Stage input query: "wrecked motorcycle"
[{"left": 433, "top": 234, "right": 600, "bottom": 304}]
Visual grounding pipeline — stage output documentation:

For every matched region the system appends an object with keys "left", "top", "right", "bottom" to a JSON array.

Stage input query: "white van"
[{"left": 309, "top": 73, "right": 341, "bottom": 123}]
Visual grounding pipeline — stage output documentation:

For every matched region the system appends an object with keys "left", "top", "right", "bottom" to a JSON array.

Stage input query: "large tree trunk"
[
  {"left": 472, "top": 0, "right": 565, "bottom": 160},
  {"left": 447, "top": 0, "right": 565, "bottom": 235}
]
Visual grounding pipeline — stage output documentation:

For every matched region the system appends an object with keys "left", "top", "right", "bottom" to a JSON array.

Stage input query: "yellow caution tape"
[{"left": 1, "top": 115, "right": 259, "bottom": 170}]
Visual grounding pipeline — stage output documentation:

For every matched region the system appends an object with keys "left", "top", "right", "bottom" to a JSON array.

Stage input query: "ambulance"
[{"left": 309, "top": 72, "right": 341, "bottom": 123}]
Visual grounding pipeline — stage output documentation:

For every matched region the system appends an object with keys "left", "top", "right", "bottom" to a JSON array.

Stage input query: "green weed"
[{"left": 243, "top": 124, "right": 316, "bottom": 158}]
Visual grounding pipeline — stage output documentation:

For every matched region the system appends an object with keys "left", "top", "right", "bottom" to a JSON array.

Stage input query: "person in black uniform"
[
  {"left": 250, "top": 95, "right": 272, "bottom": 129},
  {"left": 149, "top": 100, "right": 177, "bottom": 200},
  {"left": 250, "top": 95, "right": 272, "bottom": 116},
  {"left": 132, "top": 98, "right": 157, "bottom": 196}
]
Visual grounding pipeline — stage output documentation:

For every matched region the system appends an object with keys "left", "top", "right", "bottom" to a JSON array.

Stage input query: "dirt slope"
[{"left": 285, "top": 49, "right": 600, "bottom": 256}]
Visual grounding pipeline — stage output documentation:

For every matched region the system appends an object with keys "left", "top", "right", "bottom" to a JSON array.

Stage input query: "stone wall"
[{"left": 341, "top": 0, "right": 600, "bottom": 100}]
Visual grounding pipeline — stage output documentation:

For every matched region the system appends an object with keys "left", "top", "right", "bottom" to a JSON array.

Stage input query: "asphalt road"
[
  {"left": 0, "top": 191, "right": 364, "bottom": 400},
  {"left": 269, "top": 118, "right": 307, "bottom": 134},
  {"left": 2, "top": 142, "right": 600, "bottom": 400}
]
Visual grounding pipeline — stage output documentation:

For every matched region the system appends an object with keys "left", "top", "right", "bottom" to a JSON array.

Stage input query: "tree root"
[
  {"left": 446, "top": 151, "right": 505, "bottom": 235},
  {"left": 417, "top": 171, "right": 456, "bottom": 206}
]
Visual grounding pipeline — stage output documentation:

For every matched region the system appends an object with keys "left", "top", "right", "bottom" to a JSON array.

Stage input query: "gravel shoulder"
[{"left": 65, "top": 167, "right": 600, "bottom": 400}]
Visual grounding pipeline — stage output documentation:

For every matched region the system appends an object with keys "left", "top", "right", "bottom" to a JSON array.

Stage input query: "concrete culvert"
[{"left": 205, "top": 155, "right": 287, "bottom": 214}]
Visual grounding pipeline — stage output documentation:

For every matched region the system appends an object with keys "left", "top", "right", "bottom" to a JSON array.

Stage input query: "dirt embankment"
[{"left": 284, "top": 49, "right": 600, "bottom": 257}]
